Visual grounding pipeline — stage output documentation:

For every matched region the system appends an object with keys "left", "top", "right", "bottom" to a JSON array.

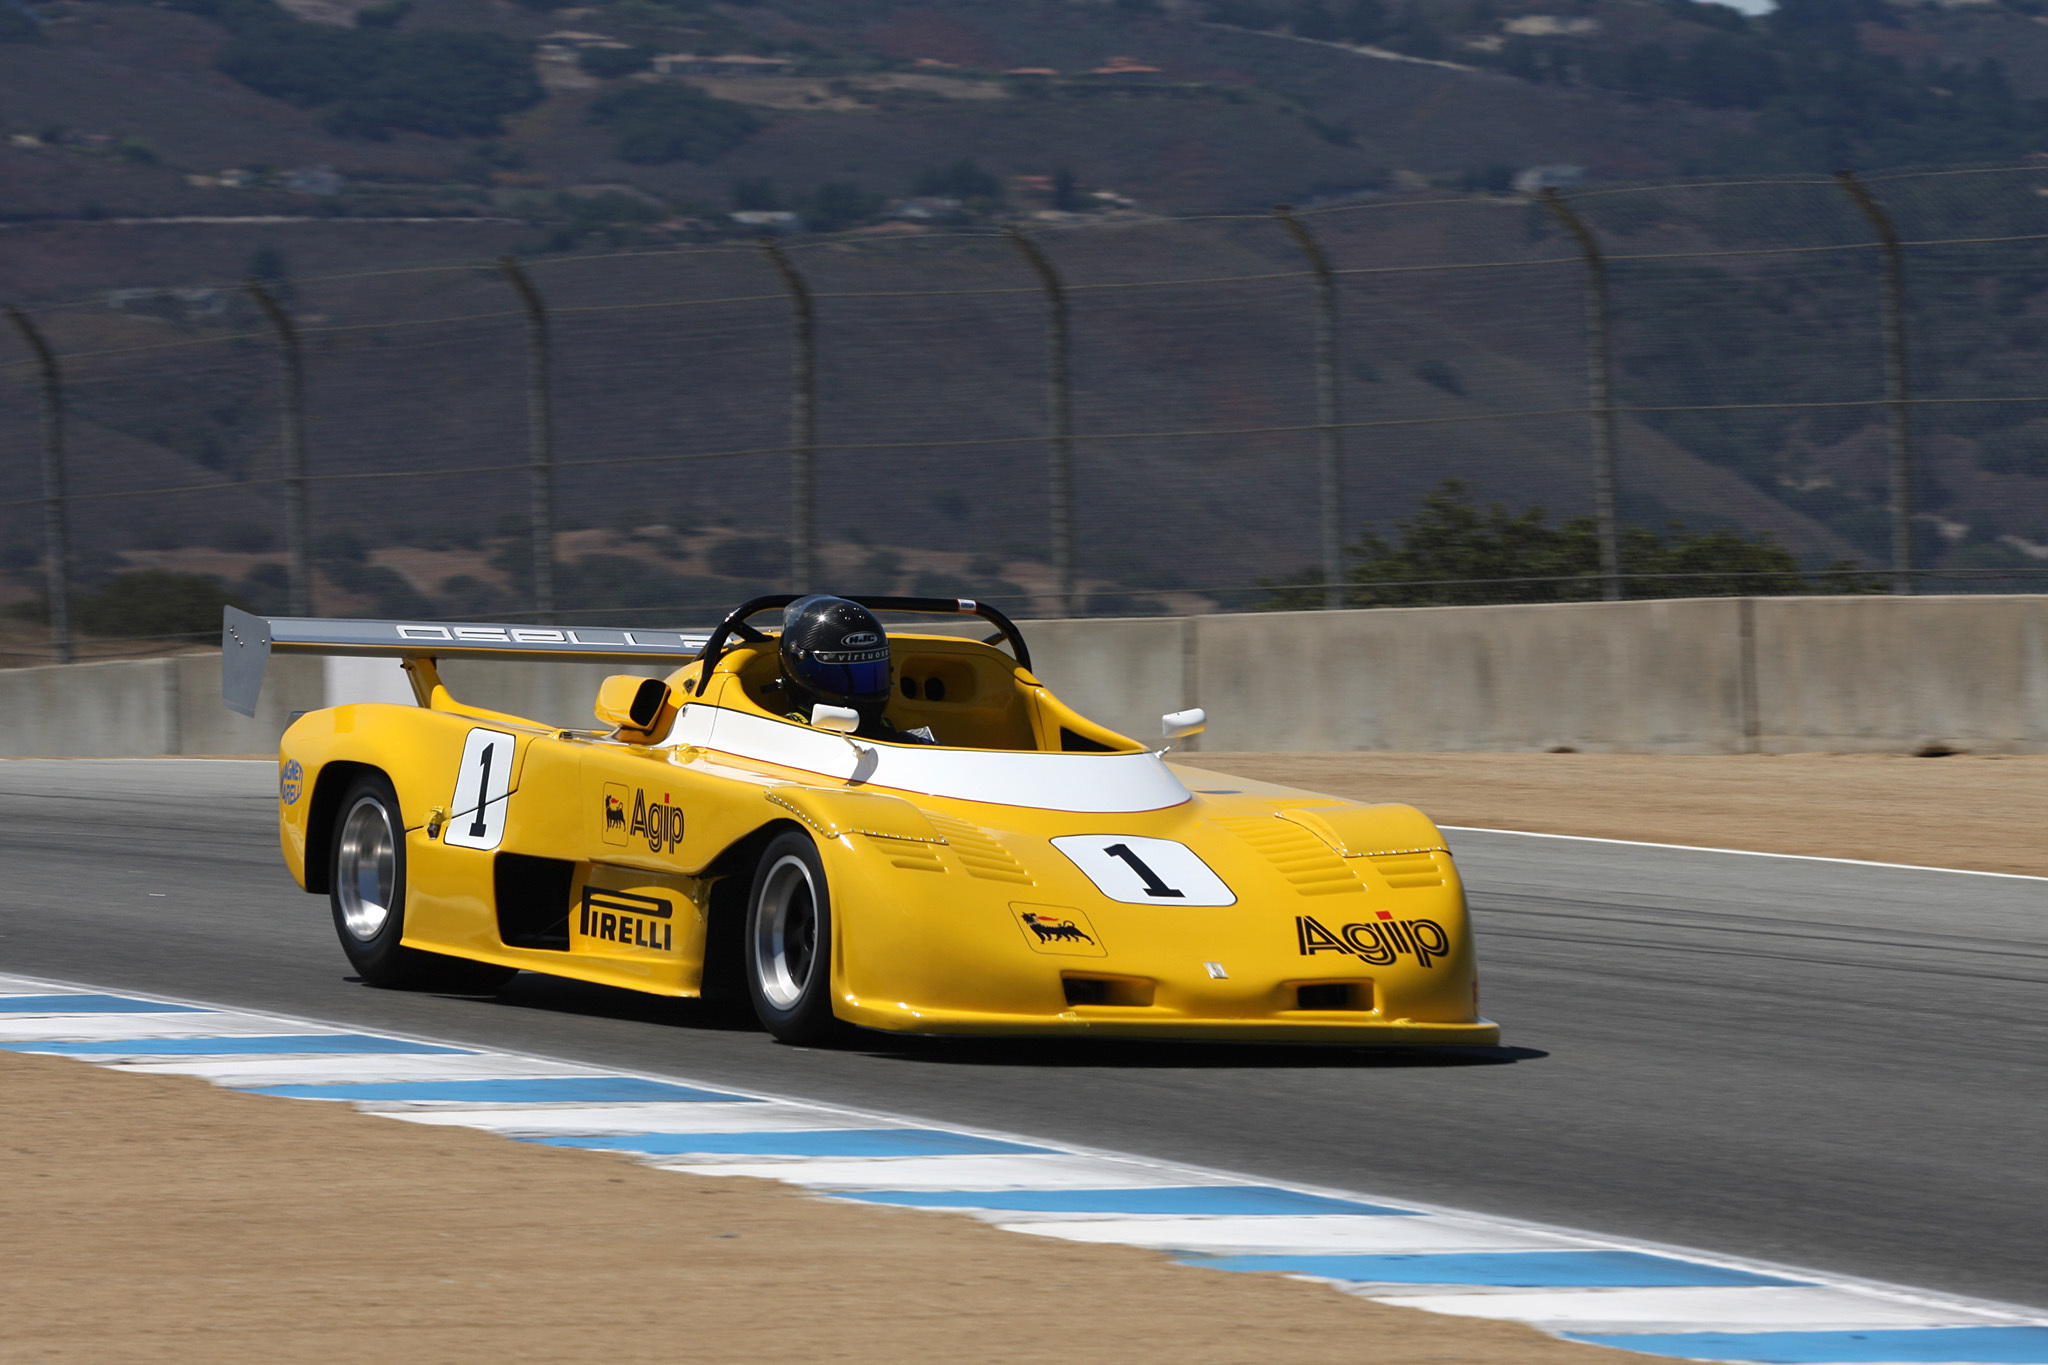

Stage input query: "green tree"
[
  {"left": 1260, "top": 480, "right": 1850, "bottom": 608},
  {"left": 802, "top": 181, "right": 879, "bottom": 232},
  {"left": 0, "top": 3, "right": 45, "bottom": 42},
  {"left": 71, "top": 571, "right": 247, "bottom": 639},
  {"left": 590, "top": 84, "right": 761, "bottom": 164}
]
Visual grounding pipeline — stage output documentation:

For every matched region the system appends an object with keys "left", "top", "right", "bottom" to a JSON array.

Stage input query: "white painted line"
[
  {"left": 0, "top": 1015, "right": 338, "bottom": 1041},
  {"left": 385, "top": 1104, "right": 906, "bottom": 1136},
  {"left": 660, "top": 1154, "right": 1216, "bottom": 1190},
  {"left": 1442, "top": 825, "right": 2048, "bottom": 883},
  {"left": 1373, "top": 1284, "right": 2000, "bottom": 1332},
  {"left": 109, "top": 1055, "right": 598, "bottom": 1085},
  {"left": 1004, "top": 1215, "right": 1571, "bottom": 1254}
]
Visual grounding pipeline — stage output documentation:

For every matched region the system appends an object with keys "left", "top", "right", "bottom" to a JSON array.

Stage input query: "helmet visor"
[{"left": 804, "top": 644, "right": 892, "bottom": 701}]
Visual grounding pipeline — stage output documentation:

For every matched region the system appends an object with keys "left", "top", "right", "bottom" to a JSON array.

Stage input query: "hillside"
[{"left": 6, "top": 0, "right": 2048, "bottom": 624}]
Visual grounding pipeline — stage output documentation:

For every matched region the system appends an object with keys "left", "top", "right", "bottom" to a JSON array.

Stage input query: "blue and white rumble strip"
[{"left": 4, "top": 973, "right": 2043, "bottom": 1365}]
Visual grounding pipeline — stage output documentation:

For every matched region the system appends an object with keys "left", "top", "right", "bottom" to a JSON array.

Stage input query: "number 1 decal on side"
[
  {"left": 1050, "top": 835, "right": 1235, "bottom": 907},
  {"left": 443, "top": 728, "right": 516, "bottom": 850}
]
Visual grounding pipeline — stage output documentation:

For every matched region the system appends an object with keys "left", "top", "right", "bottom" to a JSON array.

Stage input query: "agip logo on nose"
[{"left": 1296, "top": 912, "right": 1452, "bottom": 968}]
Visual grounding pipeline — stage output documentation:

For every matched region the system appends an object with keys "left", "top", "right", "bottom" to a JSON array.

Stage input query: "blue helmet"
[{"left": 779, "top": 595, "right": 892, "bottom": 712}]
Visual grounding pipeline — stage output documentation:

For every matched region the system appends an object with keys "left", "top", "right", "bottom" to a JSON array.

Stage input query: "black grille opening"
[
  {"left": 1062, "top": 974, "right": 1155, "bottom": 1007},
  {"left": 495, "top": 853, "right": 575, "bottom": 950},
  {"left": 1295, "top": 982, "right": 1372, "bottom": 1011}
]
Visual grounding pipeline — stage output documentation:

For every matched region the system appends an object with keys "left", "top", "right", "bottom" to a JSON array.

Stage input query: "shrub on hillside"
[
  {"left": 0, "top": 3, "right": 45, "bottom": 43},
  {"left": 78, "top": 571, "right": 245, "bottom": 639},
  {"left": 589, "top": 84, "right": 761, "bottom": 164},
  {"left": 1259, "top": 479, "right": 1870, "bottom": 607},
  {"left": 707, "top": 536, "right": 783, "bottom": 580},
  {"left": 204, "top": 0, "right": 542, "bottom": 139}
]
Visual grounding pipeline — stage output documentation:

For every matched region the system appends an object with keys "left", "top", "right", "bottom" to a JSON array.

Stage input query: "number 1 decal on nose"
[
  {"left": 443, "top": 727, "right": 516, "bottom": 850},
  {"left": 1051, "top": 835, "right": 1235, "bottom": 907}
]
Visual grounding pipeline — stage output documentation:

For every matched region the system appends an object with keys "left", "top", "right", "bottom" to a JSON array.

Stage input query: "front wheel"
[
  {"left": 744, "top": 831, "right": 845, "bottom": 1044},
  {"left": 329, "top": 772, "right": 516, "bottom": 994}
]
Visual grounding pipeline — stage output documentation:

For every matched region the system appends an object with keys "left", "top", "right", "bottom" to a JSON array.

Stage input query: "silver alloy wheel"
[
  {"left": 335, "top": 794, "right": 398, "bottom": 942},
  {"left": 753, "top": 853, "right": 820, "bottom": 1010}
]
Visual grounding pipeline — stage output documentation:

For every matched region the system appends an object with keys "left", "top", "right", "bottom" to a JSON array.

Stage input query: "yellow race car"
[{"left": 224, "top": 596, "right": 1498, "bottom": 1048}]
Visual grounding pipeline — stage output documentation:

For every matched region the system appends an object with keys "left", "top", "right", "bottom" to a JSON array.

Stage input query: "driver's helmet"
[{"left": 779, "top": 595, "right": 892, "bottom": 721}]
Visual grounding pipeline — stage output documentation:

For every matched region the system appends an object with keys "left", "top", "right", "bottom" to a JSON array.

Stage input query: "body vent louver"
[
  {"left": 864, "top": 834, "right": 946, "bottom": 872},
  {"left": 1213, "top": 816, "right": 1362, "bottom": 896},
  {"left": 1369, "top": 850, "right": 1446, "bottom": 888},
  {"left": 923, "top": 813, "right": 1034, "bottom": 885}
]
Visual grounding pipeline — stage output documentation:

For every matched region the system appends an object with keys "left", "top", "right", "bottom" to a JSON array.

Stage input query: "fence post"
[
  {"left": 1004, "top": 228, "right": 1075, "bottom": 617},
  {"left": 1539, "top": 188, "right": 1622, "bottom": 602},
  {"left": 246, "top": 281, "right": 312, "bottom": 616},
  {"left": 500, "top": 256, "right": 556, "bottom": 623},
  {"left": 1273, "top": 205, "right": 1347, "bottom": 611},
  {"left": 760, "top": 239, "right": 816, "bottom": 595},
  {"left": 4, "top": 305, "right": 72, "bottom": 663},
  {"left": 1835, "top": 171, "right": 1914, "bottom": 596}
]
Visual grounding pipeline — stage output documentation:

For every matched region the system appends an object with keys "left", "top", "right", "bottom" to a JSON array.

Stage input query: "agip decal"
[
  {"left": 599, "top": 783, "right": 684, "bottom": 854},
  {"left": 1296, "top": 911, "right": 1452, "bottom": 968}
]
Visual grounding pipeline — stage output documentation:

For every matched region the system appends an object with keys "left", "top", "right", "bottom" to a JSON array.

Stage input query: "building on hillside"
[
  {"left": 1512, "top": 164, "right": 1586, "bottom": 193},
  {"left": 653, "top": 52, "right": 793, "bottom": 76}
]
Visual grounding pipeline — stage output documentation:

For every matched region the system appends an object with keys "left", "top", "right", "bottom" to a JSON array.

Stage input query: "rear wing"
[{"left": 221, "top": 606, "right": 708, "bottom": 717}]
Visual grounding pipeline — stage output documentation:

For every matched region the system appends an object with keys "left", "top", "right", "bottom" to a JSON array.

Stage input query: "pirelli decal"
[
  {"left": 1296, "top": 912, "right": 1451, "bottom": 968},
  {"left": 580, "top": 887, "right": 674, "bottom": 953}
]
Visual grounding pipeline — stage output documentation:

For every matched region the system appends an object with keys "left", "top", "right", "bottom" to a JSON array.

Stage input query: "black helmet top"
[{"left": 779, "top": 595, "right": 892, "bottom": 713}]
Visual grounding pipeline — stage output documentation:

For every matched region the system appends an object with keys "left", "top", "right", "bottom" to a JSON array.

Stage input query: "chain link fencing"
[{"left": 9, "top": 162, "right": 2048, "bottom": 662}]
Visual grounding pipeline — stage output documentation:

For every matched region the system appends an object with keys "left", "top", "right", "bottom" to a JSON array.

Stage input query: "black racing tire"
[
  {"left": 328, "top": 771, "right": 517, "bottom": 994},
  {"left": 743, "top": 830, "right": 847, "bottom": 1045}
]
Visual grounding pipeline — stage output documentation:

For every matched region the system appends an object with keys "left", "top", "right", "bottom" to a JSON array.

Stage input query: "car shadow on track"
[
  {"left": 462, "top": 974, "right": 1545, "bottom": 1069},
  {"left": 473, "top": 973, "right": 761, "bottom": 1032},
  {"left": 853, "top": 1037, "right": 1547, "bottom": 1070}
]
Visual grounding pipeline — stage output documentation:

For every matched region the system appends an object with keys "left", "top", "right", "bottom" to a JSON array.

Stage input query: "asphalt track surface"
[{"left": 2, "top": 760, "right": 2041, "bottom": 1309}]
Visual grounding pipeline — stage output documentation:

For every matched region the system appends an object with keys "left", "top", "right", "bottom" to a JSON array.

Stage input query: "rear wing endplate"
[{"left": 221, "top": 606, "right": 708, "bottom": 716}]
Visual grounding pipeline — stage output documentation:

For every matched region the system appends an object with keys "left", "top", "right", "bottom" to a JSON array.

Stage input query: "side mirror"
[
  {"left": 811, "top": 703, "right": 861, "bottom": 735},
  {"left": 595, "top": 675, "right": 677, "bottom": 744},
  {"left": 1161, "top": 708, "right": 1207, "bottom": 742}
]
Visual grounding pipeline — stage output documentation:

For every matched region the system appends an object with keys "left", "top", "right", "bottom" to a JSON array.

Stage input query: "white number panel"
[
  {"left": 1050, "top": 835, "right": 1235, "bottom": 907},
  {"left": 443, "top": 728, "right": 516, "bottom": 851}
]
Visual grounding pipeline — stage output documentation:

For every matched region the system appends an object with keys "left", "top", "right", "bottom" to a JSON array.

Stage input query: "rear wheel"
[
  {"left": 329, "top": 772, "right": 516, "bottom": 994},
  {"left": 744, "top": 831, "right": 845, "bottom": 1044}
]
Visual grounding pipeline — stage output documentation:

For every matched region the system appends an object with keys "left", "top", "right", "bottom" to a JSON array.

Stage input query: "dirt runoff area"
[
  {"left": 0, "top": 1048, "right": 1618, "bottom": 1364},
  {"left": 1182, "top": 750, "right": 2048, "bottom": 877}
]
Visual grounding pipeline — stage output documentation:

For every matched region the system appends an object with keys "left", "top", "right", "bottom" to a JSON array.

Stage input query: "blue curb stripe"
[
  {"left": 245, "top": 1077, "right": 755, "bottom": 1104},
  {"left": 1567, "top": 1327, "right": 2048, "bottom": 1363},
  {"left": 1181, "top": 1250, "right": 1807, "bottom": 1288},
  {"left": 0, "top": 994, "right": 206, "bottom": 1014},
  {"left": 0, "top": 1035, "right": 473, "bottom": 1057},
  {"left": 525, "top": 1129, "right": 1057, "bottom": 1158},
  {"left": 839, "top": 1186, "right": 1417, "bottom": 1216}
]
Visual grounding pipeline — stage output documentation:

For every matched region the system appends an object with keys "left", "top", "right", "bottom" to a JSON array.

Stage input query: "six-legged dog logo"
[{"left": 1021, "top": 912, "right": 1094, "bottom": 946}]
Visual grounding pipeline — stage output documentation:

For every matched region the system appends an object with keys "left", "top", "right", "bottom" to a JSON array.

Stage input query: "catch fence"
[{"left": 10, "top": 162, "right": 2048, "bottom": 663}]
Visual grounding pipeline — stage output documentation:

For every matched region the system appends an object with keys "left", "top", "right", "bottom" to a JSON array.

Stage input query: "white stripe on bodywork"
[{"left": 665, "top": 703, "right": 1190, "bottom": 814}]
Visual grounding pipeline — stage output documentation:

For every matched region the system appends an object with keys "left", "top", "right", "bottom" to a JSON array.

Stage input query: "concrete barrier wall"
[{"left": 3, "top": 595, "right": 2045, "bottom": 757}]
